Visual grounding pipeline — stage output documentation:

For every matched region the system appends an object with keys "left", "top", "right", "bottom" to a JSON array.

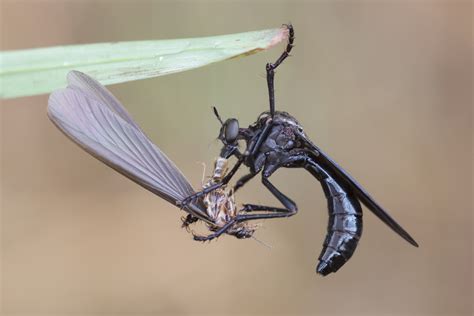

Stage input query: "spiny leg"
[{"left": 240, "top": 204, "right": 290, "bottom": 213}]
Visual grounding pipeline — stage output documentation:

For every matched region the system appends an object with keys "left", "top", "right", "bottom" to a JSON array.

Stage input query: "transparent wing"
[{"left": 48, "top": 71, "right": 206, "bottom": 217}]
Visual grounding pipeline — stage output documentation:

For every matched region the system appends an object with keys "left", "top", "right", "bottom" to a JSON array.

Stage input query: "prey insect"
[
  {"left": 47, "top": 71, "right": 255, "bottom": 240},
  {"left": 180, "top": 24, "right": 419, "bottom": 275},
  {"left": 182, "top": 157, "right": 257, "bottom": 240}
]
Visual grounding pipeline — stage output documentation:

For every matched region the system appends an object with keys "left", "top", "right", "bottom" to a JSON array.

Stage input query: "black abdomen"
[{"left": 316, "top": 169, "right": 363, "bottom": 276}]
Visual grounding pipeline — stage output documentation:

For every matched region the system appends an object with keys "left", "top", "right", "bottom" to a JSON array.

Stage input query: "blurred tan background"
[{"left": 1, "top": 1, "right": 472, "bottom": 315}]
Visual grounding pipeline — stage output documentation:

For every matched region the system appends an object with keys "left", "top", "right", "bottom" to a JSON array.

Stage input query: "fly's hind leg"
[
  {"left": 235, "top": 168, "right": 299, "bottom": 220},
  {"left": 240, "top": 204, "right": 290, "bottom": 213}
]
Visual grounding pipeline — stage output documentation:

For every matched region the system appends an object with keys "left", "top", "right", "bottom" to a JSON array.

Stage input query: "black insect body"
[
  {"left": 244, "top": 111, "right": 364, "bottom": 275},
  {"left": 180, "top": 24, "right": 418, "bottom": 275},
  {"left": 47, "top": 71, "right": 255, "bottom": 241}
]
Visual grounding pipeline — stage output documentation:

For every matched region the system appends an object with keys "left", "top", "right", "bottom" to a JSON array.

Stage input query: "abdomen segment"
[{"left": 316, "top": 167, "right": 363, "bottom": 276}]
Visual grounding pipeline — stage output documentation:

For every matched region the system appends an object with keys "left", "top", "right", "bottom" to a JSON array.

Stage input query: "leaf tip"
[{"left": 268, "top": 25, "right": 290, "bottom": 49}]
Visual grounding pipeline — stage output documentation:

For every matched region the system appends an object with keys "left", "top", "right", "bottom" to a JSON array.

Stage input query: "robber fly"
[
  {"left": 48, "top": 71, "right": 252, "bottom": 240},
  {"left": 179, "top": 24, "right": 419, "bottom": 275}
]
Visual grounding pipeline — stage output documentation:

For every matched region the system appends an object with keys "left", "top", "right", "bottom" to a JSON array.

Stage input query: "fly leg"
[
  {"left": 267, "top": 24, "right": 294, "bottom": 117},
  {"left": 234, "top": 175, "right": 300, "bottom": 220},
  {"left": 240, "top": 204, "right": 289, "bottom": 213},
  {"left": 260, "top": 176, "right": 298, "bottom": 213},
  {"left": 233, "top": 172, "right": 257, "bottom": 192},
  {"left": 237, "top": 165, "right": 299, "bottom": 218},
  {"left": 233, "top": 153, "right": 300, "bottom": 219},
  {"left": 246, "top": 24, "right": 295, "bottom": 167},
  {"left": 192, "top": 219, "right": 237, "bottom": 242},
  {"left": 193, "top": 207, "right": 296, "bottom": 242}
]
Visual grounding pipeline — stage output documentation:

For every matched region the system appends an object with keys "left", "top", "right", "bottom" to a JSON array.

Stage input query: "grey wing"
[
  {"left": 48, "top": 71, "right": 209, "bottom": 220},
  {"left": 65, "top": 71, "right": 141, "bottom": 129}
]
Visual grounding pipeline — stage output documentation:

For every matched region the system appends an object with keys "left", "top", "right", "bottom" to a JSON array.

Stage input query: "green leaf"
[{"left": 0, "top": 27, "right": 289, "bottom": 99}]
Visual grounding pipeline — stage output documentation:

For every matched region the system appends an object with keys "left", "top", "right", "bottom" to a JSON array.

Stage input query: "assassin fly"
[
  {"left": 48, "top": 71, "right": 253, "bottom": 239},
  {"left": 179, "top": 24, "right": 418, "bottom": 275}
]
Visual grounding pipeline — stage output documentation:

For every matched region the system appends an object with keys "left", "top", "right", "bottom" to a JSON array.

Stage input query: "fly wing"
[
  {"left": 48, "top": 71, "right": 209, "bottom": 220},
  {"left": 299, "top": 132, "right": 418, "bottom": 247}
]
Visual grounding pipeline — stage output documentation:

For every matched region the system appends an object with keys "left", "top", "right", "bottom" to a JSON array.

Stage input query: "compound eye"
[{"left": 224, "top": 119, "right": 239, "bottom": 143}]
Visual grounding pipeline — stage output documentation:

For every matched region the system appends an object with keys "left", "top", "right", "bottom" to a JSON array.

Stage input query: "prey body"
[{"left": 182, "top": 157, "right": 256, "bottom": 240}]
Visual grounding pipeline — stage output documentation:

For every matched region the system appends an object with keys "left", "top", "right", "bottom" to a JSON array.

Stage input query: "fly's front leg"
[
  {"left": 249, "top": 24, "right": 294, "bottom": 163},
  {"left": 246, "top": 120, "right": 274, "bottom": 170}
]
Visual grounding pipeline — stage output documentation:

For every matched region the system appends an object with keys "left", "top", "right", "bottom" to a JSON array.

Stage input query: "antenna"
[{"left": 213, "top": 106, "right": 224, "bottom": 125}]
